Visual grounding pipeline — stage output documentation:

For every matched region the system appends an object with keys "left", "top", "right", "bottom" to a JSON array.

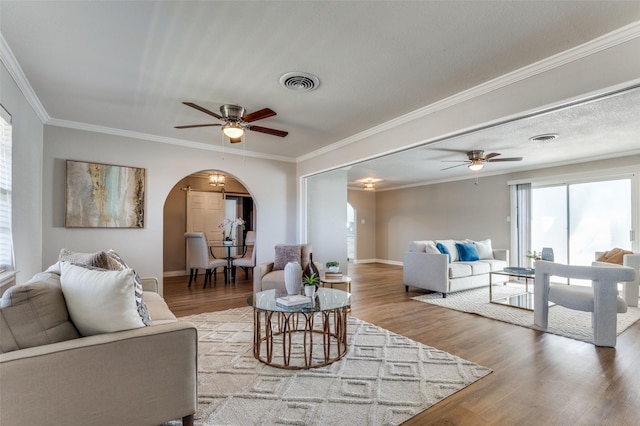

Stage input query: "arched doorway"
[{"left": 162, "top": 170, "right": 254, "bottom": 278}]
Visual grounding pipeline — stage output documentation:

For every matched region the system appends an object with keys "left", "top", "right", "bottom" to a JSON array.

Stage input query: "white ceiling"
[{"left": 1, "top": 1, "right": 640, "bottom": 188}]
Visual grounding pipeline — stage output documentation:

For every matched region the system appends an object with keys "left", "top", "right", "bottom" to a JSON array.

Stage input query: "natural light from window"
[{"left": 0, "top": 105, "right": 13, "bottom": 273}]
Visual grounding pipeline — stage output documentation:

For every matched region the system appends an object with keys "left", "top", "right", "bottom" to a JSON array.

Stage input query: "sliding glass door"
[{"left": 531, "top": 178, "right": 632, "bottom": 267}]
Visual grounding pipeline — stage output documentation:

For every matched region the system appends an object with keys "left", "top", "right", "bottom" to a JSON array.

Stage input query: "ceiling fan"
[
  {"left": 440, "top": 150, "right": 523, "bottom": 171},
  {"left": 175, "top": 102, "right": 288, "bottom": 142}
]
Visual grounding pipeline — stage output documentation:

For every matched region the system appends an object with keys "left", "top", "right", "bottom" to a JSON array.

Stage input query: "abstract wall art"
[{"left": 65, "top": 160, "right": 145, "bottom": 228}]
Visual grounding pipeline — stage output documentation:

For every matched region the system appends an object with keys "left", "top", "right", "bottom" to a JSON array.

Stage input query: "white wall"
[
  {"left": 306, "top": 169, "right": 348, "bottom": 272},
  {"left": 42, "top": 125, "right": 296, "bottom": 293},
  {"left": 1, "top": 60, "right": 44, "bottom": 283},
  {"left": 297, "top": 34, "right": 640, "bottom": 180},
  {"left": 347, "top": 189, "right": 376, "bottom": 261}
]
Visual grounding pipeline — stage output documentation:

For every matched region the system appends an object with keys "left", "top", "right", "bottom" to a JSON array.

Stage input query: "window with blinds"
[{"left": 0, "top": 104, "right": 13, "bottom": 273}]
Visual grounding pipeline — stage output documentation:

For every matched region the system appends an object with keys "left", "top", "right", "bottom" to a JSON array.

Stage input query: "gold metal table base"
[{"left": 253, "top": 307, "right": 349, "bottom": 369}]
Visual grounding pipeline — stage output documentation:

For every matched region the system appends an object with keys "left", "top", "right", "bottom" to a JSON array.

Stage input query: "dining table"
[{"left": 208, "top": 243, "right": 244, "bottom": 283}]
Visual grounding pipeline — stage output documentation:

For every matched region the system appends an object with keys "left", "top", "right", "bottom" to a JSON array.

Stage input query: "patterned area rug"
[
  {"left": 412, "top": 284, "right": 640, "bottom": 344},
  {"left": 170, "top": 307, "right": 491, "bottom": 425}
]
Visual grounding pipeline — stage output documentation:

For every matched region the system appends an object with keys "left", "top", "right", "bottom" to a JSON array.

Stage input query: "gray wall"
[
  {"left": 376, "top": 174, "right": 511, "bottom": 262},
  {"left": 42, "top": 125, "right": 296, "bottom": 293},
  {"left": 373, "top": 155, "right": 640, "bottom": 263}
]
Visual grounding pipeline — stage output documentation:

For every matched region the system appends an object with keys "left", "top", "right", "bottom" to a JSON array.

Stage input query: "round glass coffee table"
[{"left": 252, "top": 287, "right": 351, "bottom": 369}]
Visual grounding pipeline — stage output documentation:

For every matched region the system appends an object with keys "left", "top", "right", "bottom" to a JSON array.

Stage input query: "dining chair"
[
  {"left": 232, "top": 230, "right": 256, "bottom": 280},
  {"left": 184, "top": 232, "right": 227, "bottom": 288}
]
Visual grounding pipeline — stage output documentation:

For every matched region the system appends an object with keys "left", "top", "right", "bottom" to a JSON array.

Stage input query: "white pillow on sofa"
[
  {"left": 60, "top": 262, "right": 145, "bottom": 336},
  {"left": 411, "top": 240, "right": 439, "bottom": 254},
  {"left": 424, "top": 241, "right": 440, "bottom": 254},
  {"left": 472, "top": 239, "right": 494, "bottom": 259}
]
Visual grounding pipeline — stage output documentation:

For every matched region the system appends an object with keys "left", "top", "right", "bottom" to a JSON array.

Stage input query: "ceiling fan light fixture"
[
  {"left": 222, "top": 123, "right": 244, "bottom": 139},
  {"left": 468, "top": 161, "right": 484, "bottom": 171}
]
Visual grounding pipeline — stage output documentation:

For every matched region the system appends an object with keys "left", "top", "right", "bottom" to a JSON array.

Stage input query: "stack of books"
[
  {"left": 276, "top": 294, "right": 312, "bottom": 307},
  {"left": 324, "top": 271, "right": 343, "bottom": 280}
]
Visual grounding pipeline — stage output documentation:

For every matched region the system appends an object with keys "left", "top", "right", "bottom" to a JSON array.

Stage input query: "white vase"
[
  {"left": 284, "top": 262, "right": 302, "bottom": 295},
  {"left": 329, "top": 266, "right": 339, "bottom": 273},
  {"left": 304, "top": 285, "right": 316, "bottom": 298}
]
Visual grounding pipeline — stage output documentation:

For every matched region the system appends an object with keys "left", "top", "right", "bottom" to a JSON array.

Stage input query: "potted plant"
[
  {"left": 525, "top": 250, "right": 541, "bottom": 268},
  {"left": 325, "top": 261, "right": 340, "bottom": 273},
  {"left": 218, "top": 217, "right": 245, "bottom": 245},
  {"left": 302, "top": 273, "right": 320, "bottom": 298},
  {"left": 526, "top": 250, "right": 541, "bottom": 260}
]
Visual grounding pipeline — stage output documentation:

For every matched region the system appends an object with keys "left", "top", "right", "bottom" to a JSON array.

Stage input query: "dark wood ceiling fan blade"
[
  {"left": 249, "top": 125, "right": 288, "bottom": 137},
  {"left": 487, "top": 157, "right": 523, "bottom": 162},
  {"left": 174, "top": 123, "right": 221, "bottom": 129},
  {"left": 183, "top": 102, "right": 222, "bottom": 119},
  {"left": 243, "top": 108, "right": 276, "bottom": 123},
  {"left": 440, "top": 163, "right": 468, "bottom": 171},
  {"left": 482, "top": 152, "right": 501, "bottom": 160}
]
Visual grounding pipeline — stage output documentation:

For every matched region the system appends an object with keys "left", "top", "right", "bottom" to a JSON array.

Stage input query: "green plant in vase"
[
  {"left": 302, "top": 273, "right": 320, "bottom": 298},
  {"left": 325, "top": 261, "right": 340, "bottom": 272},
  {"left": 526, "top": 250, "right": 541, "bottom": 260}
]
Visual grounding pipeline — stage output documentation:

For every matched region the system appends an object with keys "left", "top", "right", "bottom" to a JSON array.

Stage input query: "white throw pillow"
[
  {"left": 410, "top": 241, "right": 427, "bottom": 252},
  {"left": 60, "top": 262, "right": 145, "bottom": 336},
  {"left": 473, "top": 239, "right": 494, "bottom": 259},
  {"left": 424, "top": 241, "right": 440, "bottom": 254},
  {"left": 411, "top": 240, "right": 436, "bottom": 253}
]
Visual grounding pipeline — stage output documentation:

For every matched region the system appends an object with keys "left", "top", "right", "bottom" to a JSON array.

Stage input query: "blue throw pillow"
[
  {"left": 456, "top": 242, "right": 480, "bottom": 262},
  {"left": 436, "top": 242, "right": 452, "bottom": 263}
]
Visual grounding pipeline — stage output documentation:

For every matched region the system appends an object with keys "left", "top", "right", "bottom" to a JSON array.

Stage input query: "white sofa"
[{"left": 403, "top": 239, "right": 509, "bottom": 297}]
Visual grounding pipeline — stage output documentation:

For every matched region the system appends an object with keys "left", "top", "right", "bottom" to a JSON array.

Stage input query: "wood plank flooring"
[{"left": 163, "top": 263, "right": 640, "bottom": 425}]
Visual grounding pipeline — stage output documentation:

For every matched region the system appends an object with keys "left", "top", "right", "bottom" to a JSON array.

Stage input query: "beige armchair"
[{"left": 253, "top": 244, "right": 312, "bottom": 294}]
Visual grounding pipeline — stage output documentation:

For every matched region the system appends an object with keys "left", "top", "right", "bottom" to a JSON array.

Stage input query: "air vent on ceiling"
[
  {"left": 529, "top": 133, "right": 559, "bottom": 143},
  {"left": 279, "top": 72, "right": 320, "bottom": 92}
]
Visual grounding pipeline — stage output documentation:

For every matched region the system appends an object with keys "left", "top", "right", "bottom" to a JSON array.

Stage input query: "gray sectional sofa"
[{"left": 403, "top": 239, "right": 509, "bottom": 297}]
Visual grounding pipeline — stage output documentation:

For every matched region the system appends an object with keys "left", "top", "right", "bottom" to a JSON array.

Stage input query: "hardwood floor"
[{"left": 163, "top": 263, "right": 640, "bottom": 425}]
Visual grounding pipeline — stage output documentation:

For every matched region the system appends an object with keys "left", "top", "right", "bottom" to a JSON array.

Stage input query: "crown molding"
[
  {"left": 46, "top": 118, "right": 296, "bottom": 163},
  {"left": 0, "top": 33, "right": 49, "bottom": 123},
  {"left": 3, "top": 18, "right": 639, "bottom": 163},
  {"left": 297, "top": 20, "right": 640, "bottom": 163}
]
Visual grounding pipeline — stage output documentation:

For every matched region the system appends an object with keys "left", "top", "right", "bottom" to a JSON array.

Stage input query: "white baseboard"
[
  {"left": 352, "top": 259, "right": 403, "bottom": 266},
  {"left": 164, "top": 270, "right": 188, "bottom": 278}
]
